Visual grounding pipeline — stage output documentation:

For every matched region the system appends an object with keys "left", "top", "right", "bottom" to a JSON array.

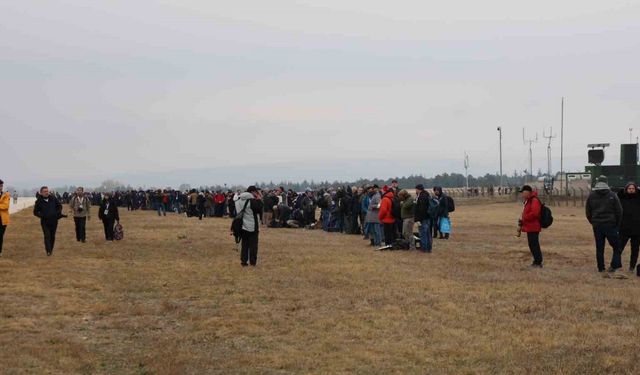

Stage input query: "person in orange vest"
[{"left": 0, "top": 179, "right": 10, "bottom": 256}]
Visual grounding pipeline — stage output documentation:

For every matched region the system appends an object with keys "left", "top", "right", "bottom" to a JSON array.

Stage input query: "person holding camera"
[
  {"left": 69, "top": 187, "right": 91, "bottom": 243},
  {"left": 33, "top": 186, "right": 64, "bottom": 256},
  {"left": 234, "top": 186, "right": 264, "bottom": 267},
  {"left": 519, "top": 185, "right": 543, "bottom": 268}
]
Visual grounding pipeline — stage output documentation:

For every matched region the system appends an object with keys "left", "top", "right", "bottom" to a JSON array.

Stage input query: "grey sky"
[{"left": 1, "top": 0, "right": 639, "bottom": 187}]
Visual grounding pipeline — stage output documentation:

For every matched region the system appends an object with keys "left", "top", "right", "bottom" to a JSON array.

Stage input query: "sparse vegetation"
[{"left": 1, "top": 202, "right": 639, "bottom": 374}]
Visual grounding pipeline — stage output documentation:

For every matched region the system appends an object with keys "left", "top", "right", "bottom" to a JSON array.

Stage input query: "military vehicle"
[{"left": 586, "top": 143, "right": 640, "bottom": 191}]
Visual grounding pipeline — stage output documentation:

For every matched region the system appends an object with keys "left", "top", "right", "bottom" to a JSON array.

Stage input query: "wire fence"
[{"left": 441, "top": 187, "right": 590, "bottom": 207}]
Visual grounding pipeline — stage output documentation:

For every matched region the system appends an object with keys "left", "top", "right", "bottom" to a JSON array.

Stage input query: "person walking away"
[
  {"left": 414, "top": 184, "right": 433, "bottom": 253},
  {"left": 399, "top": 189, "right": 416, "bottom": 250},
  {"left": 0, "top": 180, "right": 9, "bottom": 256},
  {"left": 33, "top": 186, "right": 63, "bottom": 256},
  {"left": 379, "top": 186, "right": 396, "bottom": 247},
  {"left": 69, "top": 187, "right": 91, "bottom": 243},
  {"left": 234, "top": 186, "right": 264, "bottom": 267},
  {"left": 586, "top": 180, "right": 623, "bottom": 272},
  {"left": 433, "top": 187, "right": 451, "bottom": 240},
  {"left": 617, "top": 182, "right": 640, "bottom": 272},
  {"left": 365, "top": 185, "right": 382, "bottom": 247},
  {"left": 98, "top": 193, "right": 120, "bottom": 241},
  {"left": 519, "top": 185, "right": 543, "bottom": 268}
]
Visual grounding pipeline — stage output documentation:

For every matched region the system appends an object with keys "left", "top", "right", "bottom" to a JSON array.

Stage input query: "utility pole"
[
  {"left": 523, "top": 128, "right": 539, "bottom": 182},
  {"left": 497, "top": 127, "right": 503, "bottom": 188},
  {"left": 560, "top": 97, "right": 564, "bottom": 187},
  {"left": 464, "top": 152, "right": 470, "bottom": 194},
  {"left": 543, "top": 127, "right": 557, "bottom": 178}
]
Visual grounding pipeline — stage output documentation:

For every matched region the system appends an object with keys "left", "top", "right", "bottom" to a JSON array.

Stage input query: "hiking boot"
[
  {"left": 530, "top": 263, "right": 543, "bottom": 268},
  {"left": 607, "top": 267, "right": 619, "bottom": 273},
  {"left": 46, "top": 251, "right": 52, "bottom": 256}
]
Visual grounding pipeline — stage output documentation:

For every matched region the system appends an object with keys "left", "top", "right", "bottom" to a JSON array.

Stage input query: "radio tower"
[
  {"left": 543, "top": 127, "right": 557, "bottom": 178},
  {"left": 523, "top": 128, "right": 538, "bottom": 182}
]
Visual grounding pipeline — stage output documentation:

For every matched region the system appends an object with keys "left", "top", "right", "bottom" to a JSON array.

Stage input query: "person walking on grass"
[
  {"left": 69, "top": 186, "right": 91, "bottom": 243},
  {"left": 98, "top": 193, "right": 120, "bottom": 241},
  {"left": 586, "top": 180, "right": 623, "bottom": 273},
  {"left": 33, "top": 186, "right": 63, "bottom": 256},
  {"left": 617, "top": 182, "right": 640, "bottom": 272},
  {"left": 398, "top": 189, "right": 416, "bottom": 250},
  {"left": 0, "top": 179, "right": 9, "bottom": 257},
  {"left": 519, "top": 185, "right": 543, "bottom": 268},
  {"left": 234, "top": 186, "right": 263, "bottom": 267}
]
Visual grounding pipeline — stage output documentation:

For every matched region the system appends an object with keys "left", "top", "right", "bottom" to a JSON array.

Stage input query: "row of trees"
[{"left": 15, "top": 171, "right": 543, "bottom": 195}]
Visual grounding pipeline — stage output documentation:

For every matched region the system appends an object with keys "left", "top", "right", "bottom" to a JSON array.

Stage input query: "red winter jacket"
[
  {"left": 522, "top": 191, "right": 542, "bottom": 233},
  {"left": 378, "top": 191, "right": 396, "bottom": 224},
  {"left": 214, "top": 194, "right": 225, "bottom": 204}
]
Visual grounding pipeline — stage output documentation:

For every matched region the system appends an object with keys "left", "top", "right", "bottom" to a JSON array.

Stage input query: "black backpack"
[
  {"left": 446, "top": 196, "right": 455, "bottom": 213},
  {"left": 537, "top": 198, "right": 553, "bottom": 229}
]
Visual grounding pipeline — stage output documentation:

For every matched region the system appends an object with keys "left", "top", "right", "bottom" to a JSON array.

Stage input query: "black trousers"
[
  {"left": 240, "top": 230, "right": 259, "bottom": 266},
  {"left": 619, "top": 234, "right": 640, "bottom": 269},
  {"left": 74, "top": 217, "right": 87, "bottom": 241},
  {"left": 0, "top": 225, "right": 6, "bottom": 253},
  {"left": 527, "top": 232, "right": 543, "bottom": 265},
  {"left": 102, "top": 219, "right": 115, "bottom": 240},
  {"left": 41, "top": 219, "right": 58, "bottom": 253},
  {"left": 383, "top": 223, "right": 397, "bottom": 246}
]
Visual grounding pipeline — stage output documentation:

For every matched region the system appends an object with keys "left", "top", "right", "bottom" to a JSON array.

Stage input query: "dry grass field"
[{"left": 1, "top": 201, "right": 640, "bottom": 374}]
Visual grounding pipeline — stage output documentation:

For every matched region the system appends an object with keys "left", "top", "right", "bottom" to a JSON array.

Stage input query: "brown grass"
[{"left": 1, "top": 202, "right": 640, "bottom": 374}]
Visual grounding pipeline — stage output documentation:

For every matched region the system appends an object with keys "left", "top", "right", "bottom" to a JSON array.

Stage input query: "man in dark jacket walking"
[
  {"left": 33, "top": 186, "right": 63, "bottom": 256},
  {"left": 586, "top": 180, "right": 623, "bottom": 272},
  {"left": 98, "top": 193, "right": 120, "bottom": 241},
  {"left": 617, "top": 182, "right": 640, "bottom": 271}
]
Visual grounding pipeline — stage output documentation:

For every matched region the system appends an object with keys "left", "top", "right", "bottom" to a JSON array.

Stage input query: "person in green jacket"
[{"left": 398, "top": 189, "right": 416, "bottom": 250}]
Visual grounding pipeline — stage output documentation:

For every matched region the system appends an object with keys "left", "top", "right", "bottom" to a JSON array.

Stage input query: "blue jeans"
[
  {"left": 368, "top": 222, "right": 381, "bottom": 246},
  {"left": 593, "top": 225, "right": 621, "bottom": 270},
  {"left": 363, "top": 222, "right": 370, "bottom": 239},
  {"left": 156, "top": 203, "right": 166, "bottom": 216},
  {"left": 321, "top": 208, "right": 331, "bottom": 231},
  {"left": 419, "top": 219, "right": 432, "bottom": 252}
]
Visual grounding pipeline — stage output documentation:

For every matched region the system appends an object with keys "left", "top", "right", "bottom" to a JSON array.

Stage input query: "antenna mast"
[
  {"left": 523, "top": 128, "right": 539, "bottom": 182},
  {"left": 543, "top": 127, "right": 557, "bottom": 178}
]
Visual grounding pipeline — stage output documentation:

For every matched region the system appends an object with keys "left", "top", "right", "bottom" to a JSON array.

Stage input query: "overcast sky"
[{"left": 1, "top": 0, "right": 639, "bottom": 187}]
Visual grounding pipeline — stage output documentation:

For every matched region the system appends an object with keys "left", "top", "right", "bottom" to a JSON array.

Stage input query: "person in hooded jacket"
[
  {"left": 586, "top": 180, "right": 623, "bottom": 272},
  {"left": 234, "top": 186, "right": 264, "bottom": 267},
  {"left": 519, "top": 185, "right": 543, "bottom": 268},
  {"left": 617, "top": 182, "right": 640, "bottom": 271},
  {"left": 379, "top": 186, "right": 396, "bottom": 246},
  {"left": 0, "top": 179, "right": 9, "bottom": 256},
  {"left": 433, "top": 186, "right": 451, "bottom": 240}
]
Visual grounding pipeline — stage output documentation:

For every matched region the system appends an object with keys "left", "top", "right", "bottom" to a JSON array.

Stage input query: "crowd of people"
[{"left": 2, "top": 176, "right": 640, "bottom": 277}]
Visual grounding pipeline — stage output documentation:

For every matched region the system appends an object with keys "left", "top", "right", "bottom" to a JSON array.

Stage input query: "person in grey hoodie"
[
  {"left": 365, "top": 185, "right": 382, "bottom": 247},
  {"left": 586, "top": 180, "right": 623, "bottom": 272},
  {"left": 234, "top": 186, "right": 264, "bottom": 267}
]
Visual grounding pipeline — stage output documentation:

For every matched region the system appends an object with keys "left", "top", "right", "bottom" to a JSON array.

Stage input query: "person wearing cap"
[
  {"left": 414, "top": 184, "right": 433, "bottom": 253},
  {"left": 0, "top": 179, "right": 9, "bottom": 256},
  {"left": 586, "top": 180, "right": 623, "bottom": 272},
  {"left": 234, "top": 186, "right": 264, "bottom": 267},
  {"left": 617, "top": 182, "right": 640, "bottom": 271},
  {"left": 519, "top": 185, "right": 544, "bottom": 268},
  {"left": 69, "top": 186, "right": 91, "bottom": 243}
]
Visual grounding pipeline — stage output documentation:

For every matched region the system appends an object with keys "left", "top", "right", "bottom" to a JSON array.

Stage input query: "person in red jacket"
[
  {"left": 520, "top": 185, "right": 543, "bottom": 268},
  {"left": 379, "top": 186, "right": 396, "bottom": 246}
]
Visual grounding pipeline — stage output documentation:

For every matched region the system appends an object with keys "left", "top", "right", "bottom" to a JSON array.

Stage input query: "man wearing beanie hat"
[
  {"left": 519, "top": 185, "right": 544, "bottom": 268},
  {"left": 586, "top": 179, "right": 623, "bottom": 272},
  {"left": 0, "top": 179, "right": 9, "bottom": 256}
]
